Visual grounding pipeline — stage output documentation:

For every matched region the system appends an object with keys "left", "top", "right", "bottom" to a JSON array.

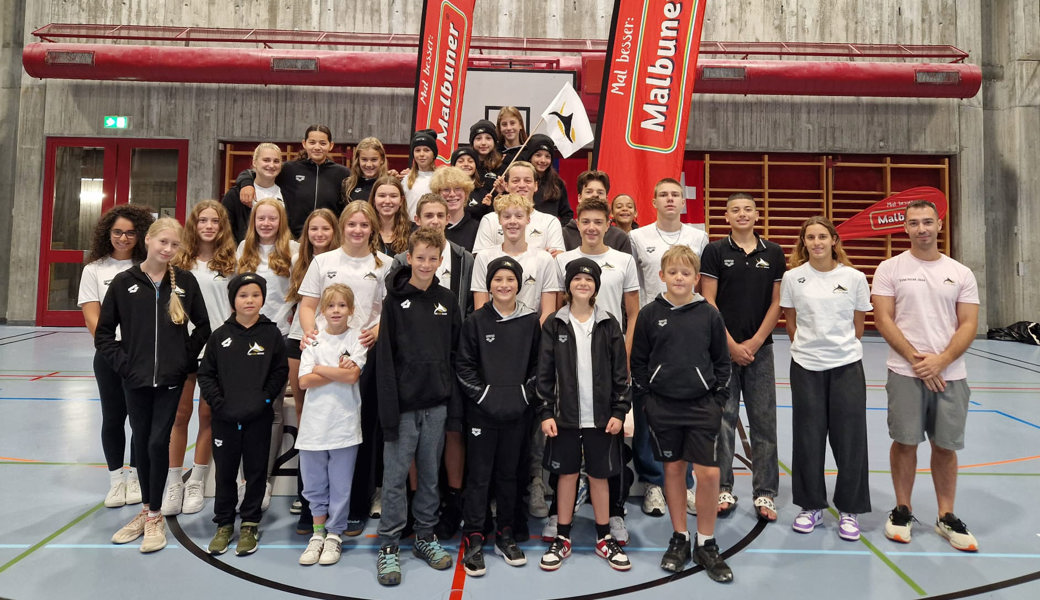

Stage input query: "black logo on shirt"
[
  {"left": 364, "top": 272, "right": 377, "bottom": 281},
  {"left": 327, "top": 271, "right": 337, "bottom": 279},
  {"left": 646, "top": 246, "right": 656, "bottom": 254},
  {"left": 797, "top": 277, "right": 806, "bottom": 283},
  {"left": 832, "top": 284, "right": 848, "bottom": 294},
  {"left": 944, "top": 277, "right": 956, "bottom": 285}
]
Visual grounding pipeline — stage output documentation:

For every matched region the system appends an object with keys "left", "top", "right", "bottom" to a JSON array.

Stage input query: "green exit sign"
[{"left": 103, "top": 115, "right": 130, "bottom": 129}]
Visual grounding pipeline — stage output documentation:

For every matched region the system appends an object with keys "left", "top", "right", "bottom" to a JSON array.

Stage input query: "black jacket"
[
  {"left": 630, "top": 294, "right": 731, "bottom": 420},
  {"left": 392, "top": 242, "right": 475, "bottom": 317},
  {"left": 234, "top": 158, "right": 350, "bottom": 237},
  {"left": 95, "top": 266, "right": 210, "bottom": 389},
  {"left": 347, "top": 175, "right": 377, "bottom": 203},
  {"left": 533, "top": 180, "right": 573, "bottom": 224},
  {"left": 536, "top": 304, "right": 631, "bottom": 429},
  {"left": 562, "top": 220, "right": 633, "bottom": 253},
  {"left": 221, "top": 186, "right": 253, "bottom": 244},
  {"left": 455, "top": 303, "right": 541, "bottom": 427},
  {"left": 376, "top": 265, "right": 462, "bottom": 440},
  {"left": 197, "top": 315, "right": 289, "bottom": 423},
  {"left": 445, "top": 212, "right": 480, "bottom": 253}
]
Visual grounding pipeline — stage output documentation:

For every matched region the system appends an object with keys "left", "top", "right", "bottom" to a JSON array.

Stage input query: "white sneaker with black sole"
[{"left": 642, "top": 484, "right": 666, "bottom": 516}]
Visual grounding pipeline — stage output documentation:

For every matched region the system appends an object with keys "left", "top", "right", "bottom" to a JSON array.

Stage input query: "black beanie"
[
  {"left": 411, "top": 129, "right": 438, "bottom": 155},
  {"left": 564, "top": 258, "right": 601, "bottom": 295},
  {"left": 486, "top": 256, "right": 524, "bottom": 292},
  {"left": 469, "top": 120, "right": 499, "bottom": 146},
  {"left": 451, "top": 146, "right": 480, "bottom": 166},
  {"left": 227, "top": 272, "right": 267, "bottom": 307},
  {"left": 520, "top": 133, "right": 556, "bottom": 162}
]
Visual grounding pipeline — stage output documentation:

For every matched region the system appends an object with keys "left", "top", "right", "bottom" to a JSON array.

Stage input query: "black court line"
[
  {"left": 965, "top": 346, "right": 1040, "bottom": 369},
  {"left": 920, "top": 569, "right": 1040, "bottom": 600},
  {"left": 964, "top": 349, "right": 1040, "bottom": 375},
  {"left": 0, "top": 332, "right": 58, "bottom": 346}
]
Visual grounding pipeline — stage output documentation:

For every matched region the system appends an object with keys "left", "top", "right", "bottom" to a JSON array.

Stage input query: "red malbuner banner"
[
  {"left": 593, "top": 0, "right": 708, "bottom": 218},
  {"left": 835, "top": 186, "right": 949, "bottom": 241},
  {"left": 412, "top": 0, "right": 476, "bottom": 166}
]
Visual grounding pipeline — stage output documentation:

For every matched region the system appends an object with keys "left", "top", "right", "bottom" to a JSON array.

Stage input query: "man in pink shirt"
[{"left": 871, "top": 200, "right": 980, "bottom": 552}]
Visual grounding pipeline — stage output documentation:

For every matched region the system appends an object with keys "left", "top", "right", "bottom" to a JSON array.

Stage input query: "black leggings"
[
  {"left": 94, "top": 353, "right": 135, "bottom": 472},
  {"left": 124, "top": 384, "right": 182, "bottom": 510}
]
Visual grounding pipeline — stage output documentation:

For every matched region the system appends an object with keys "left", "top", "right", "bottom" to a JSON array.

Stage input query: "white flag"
[{"left": 540, "top": 81, "right": 594, "bottom": 157}]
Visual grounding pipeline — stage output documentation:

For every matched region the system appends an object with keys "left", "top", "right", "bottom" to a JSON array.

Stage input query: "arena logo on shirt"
[
  {"left": 127, "top": 284, "right": 139, "bottom": 293},
  {"left": 485, "top": 334, "right": 495, "bottom": 343},
  {"left": 471, "top": 427, "right": 482, "bottom": 437},
  {"left": 327, "top": 271, "right": 337, "bottom": 279},
  {"left": 723, "top": 259, "right": 735, "bottom": 268},
  {"left": 214, "top": 438, "right": 223, "bottom": 447},
  {"left": 104, "top": 278, "right": 114, "bottom": 285},
  {"left": 401, "top": 299, "right": 412, "bottom": 309},
  {"left": 558, "top": 333, "right": 569, "bottom": 343},
  {"left": 646, "top": 246, "right": 657, "bottom": 254},
  {"left": 657, "top": 319, "right": 668, "bottom": 327},
  {"left": 295, "top": 175, "right": 306, "bottom": 182},
  {"left": 797, "top": 277, "right": 806, "bottom": 283},
  {"left": 221, "top": 337, "right": 232, "bottom": 348}
]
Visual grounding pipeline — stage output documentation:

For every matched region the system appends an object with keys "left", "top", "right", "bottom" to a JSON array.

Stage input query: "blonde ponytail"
[{"left": 167, "top": 265, "right": 187, "bottom": 325}]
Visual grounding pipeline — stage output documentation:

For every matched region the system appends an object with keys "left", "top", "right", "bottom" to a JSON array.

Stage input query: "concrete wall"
[{"left": 2, "top": 0, "right": 1036, "bottom": 328}]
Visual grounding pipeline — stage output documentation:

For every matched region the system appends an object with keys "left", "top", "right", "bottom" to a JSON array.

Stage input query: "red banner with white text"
[
  {"left": 412, "top": 0, "right": 476, "bottom": 166},
  {"left": 593, "top": 0, "right": 708, "bottom": 219},
  {"left": 835, "top": 186, "right": 948, "bottom": 241}
]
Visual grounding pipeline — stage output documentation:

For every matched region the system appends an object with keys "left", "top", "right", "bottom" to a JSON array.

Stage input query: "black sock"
[
  {"left": 557, "top": 522, "right": 572, "bottom": 539},
  {"left": 595, "top": 522, "right": 611, "bottom": 540}
]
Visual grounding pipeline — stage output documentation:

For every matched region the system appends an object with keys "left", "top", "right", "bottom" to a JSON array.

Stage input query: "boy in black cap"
[
  {"left": 537, "top": 258, "right": 632, "bottom": 572},
  {"left": 455, "top": 256, "right": 542, "bottom": 576},
  {"left": 198, "top": 273, "right": 289, "bottom": 556}
]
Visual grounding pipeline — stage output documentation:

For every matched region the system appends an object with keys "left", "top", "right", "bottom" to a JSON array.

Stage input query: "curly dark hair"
[{"left": 86, "top": 204, "right": 155, "bottom": 264}]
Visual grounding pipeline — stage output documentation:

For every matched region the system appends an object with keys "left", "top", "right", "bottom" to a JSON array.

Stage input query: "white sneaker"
[
  {"left": 935, "top": 513, "right": 978, "bottom": 552},
  {"left": 318, "top": 534, "right": 343, "bottom": 565},
  {"left": 181, "top": 480, "right": 205, "bottom": 514},
  {"left": 642, "top": 484, "right": 666, "bottom": 517},
  {"left": 125, "top": 476, "right": 142, "bottom": 505},
  {"left": 104, "top": 481, "right": 127, "bottom": 508},
  {"left": 609, "top": 515, "right": 629, "bottom": 545},
  {"left": 369, "top": 487, "right": 382, "bottom": 519},
  {"left": 299, "top": 533, "right": 324, "bottom": 565},
  {"left": 140, "top": 515, "right": 167, "bottom": 553},
  {"left": 528, "top": 478, "right": 549, "bottom": 518},
  {"left": 161, "top": 481, "right": 183, "bottom": 516},
  {"left": 686, "top": 488, "right": 697, "bottom": 515},
  {"left": 261, "top": 481, "right": 273, "bottom": 512},
  {"left": 111, "top": 510, "right": 148, "bottom": 544},
  {"left": 541, "top": 515, "right": 558, "bottom": 542}
]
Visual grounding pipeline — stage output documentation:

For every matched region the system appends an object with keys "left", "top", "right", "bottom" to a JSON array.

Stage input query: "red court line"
[
  {"left": 28, "top": 372, "right": 60, "bottom": 381},
  {"left": 448, "top": 544, "right": 468, "bottom": 600},
  {"left": 0, "top": 456, "right": 39, "bottom": 463}
]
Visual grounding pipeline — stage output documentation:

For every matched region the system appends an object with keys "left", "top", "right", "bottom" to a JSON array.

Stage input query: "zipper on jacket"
[
  {"left": 649, "top": 364, "right": 662, "bottom": 384},
  {"left": 477, "top": 385, "right": 490, "bottom": 404},
  {"left": 153, "top": 280, "right": 159, "bottom": 387},
  {"left": 695, "top": 367, "right": 709, "bottom": 391},
  {"left": 313, "top": 162, "right": 320, "bottom": 210}
]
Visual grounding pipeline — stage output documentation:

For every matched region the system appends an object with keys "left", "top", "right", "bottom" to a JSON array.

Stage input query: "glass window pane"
[
  {"left": 129, "top": 148, "right": 179, "bottom": 218},
  {"left": 47, "top": 262, "right": 85, "bottom": 312},
  {"left": 51, "top": 147, "right": 105, "bottom": 250}
]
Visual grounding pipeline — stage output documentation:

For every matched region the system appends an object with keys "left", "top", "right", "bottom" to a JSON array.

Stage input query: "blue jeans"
[
  {"left": 377, "top": 405, "right": 446, "bottom": 546},
  {"left": 718, "top": 345, "right": 779, "bottom": 499}
]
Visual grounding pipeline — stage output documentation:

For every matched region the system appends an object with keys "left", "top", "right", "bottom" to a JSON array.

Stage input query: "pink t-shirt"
[{"left": 871, "top": 251, "right": 979, "bottom": 380}]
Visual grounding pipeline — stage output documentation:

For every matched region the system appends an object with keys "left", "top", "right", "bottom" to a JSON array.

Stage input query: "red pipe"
[{"left": 22, "top": 43, "right": 982, "bottom": 110}]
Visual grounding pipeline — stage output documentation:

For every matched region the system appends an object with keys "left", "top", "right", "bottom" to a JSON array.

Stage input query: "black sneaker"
[
  {"left": 494, "top": 528, "right": 527, "bottom": 566},
  {"left": 462, "top": 533, "right": 487, "bottom": 577},
  {"left": 660, "top": 531, "right": 691, "bottom": 573},
  {"left": 693, "top": 538, "right": 733, "bottom": 583},
  {"left": 295, "top": 513, "right": 313, "bottom": 536},
  {"left": 513, "top": 518, "right": 530, "bottom": 544}
]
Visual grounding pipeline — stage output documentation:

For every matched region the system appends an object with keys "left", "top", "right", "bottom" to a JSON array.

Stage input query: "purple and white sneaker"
[
  {"left": 792, "top": 509, "right": 823, "bottom": 534},
  {"left": 838, "top": 513, "right": 860, "bottom": 541}
]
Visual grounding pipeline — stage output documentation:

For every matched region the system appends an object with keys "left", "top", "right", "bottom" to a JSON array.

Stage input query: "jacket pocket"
[{"left": 479, "top": 384, "right": 529, "bottom": 421}]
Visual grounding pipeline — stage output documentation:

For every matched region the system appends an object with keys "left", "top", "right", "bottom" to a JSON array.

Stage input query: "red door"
[{"left": 36, "top": 137, "right": 189, "bottom": 326}]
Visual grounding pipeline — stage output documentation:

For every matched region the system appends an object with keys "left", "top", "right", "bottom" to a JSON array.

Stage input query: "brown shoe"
[
  {"left": 111, "top": 509, "right": 147, "bottom": 544},
  {"left": 140, "top": 515, "right": 167, "bottom": 553}
]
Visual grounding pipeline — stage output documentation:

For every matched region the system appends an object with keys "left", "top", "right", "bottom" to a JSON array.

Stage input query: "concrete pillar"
[{"left": 0, "top": 0, "right": 26, "bottom": 322}]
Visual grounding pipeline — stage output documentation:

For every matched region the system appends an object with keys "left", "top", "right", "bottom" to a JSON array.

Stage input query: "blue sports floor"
[{"left": 1, "top": 326, "right": 1039, "bottom": 599}]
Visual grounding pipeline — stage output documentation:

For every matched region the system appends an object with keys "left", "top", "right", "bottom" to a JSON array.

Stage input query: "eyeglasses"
[{"left": 111, "top": 229, "right": 138, "bottom": 239}]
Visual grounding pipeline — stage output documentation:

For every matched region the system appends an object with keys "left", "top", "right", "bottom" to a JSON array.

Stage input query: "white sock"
[
  {"left": 678, "top": 530, "right": 690, "bottom": 541},
  {"left": 167, "top": 468, "right": 182, "bottom": 486},
  {"left": 189, "top": 463, "right": 209, "bottom": 482},
  {"left": 147, "top": 510, "right": 161, "bottom": 519},
  {"left": 109, "top": 469, "right": 123, "bottom": 486},
  {"left": 696, "top": 532, "right": 713, "bottom": 547},
  {"left": 126, "top": 467, "right": 138, "bottom": 479}
]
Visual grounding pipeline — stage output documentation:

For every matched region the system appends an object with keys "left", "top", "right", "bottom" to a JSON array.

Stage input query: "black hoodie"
[
  {"left": 455, "top": 302, "right": 541, "bottom": 427},
  {"left": 233, "top": 158, "right": 350, "bottom": 237},
  {"left": 197, "top": 314, "right": 289, "bottom": 423},
  {"left": 536, "top": 304, "right": 631, "bottom": 429},
  {"left": 630, "top": 293, "right": 731, "bottom": 422},
  {"left": 376, "top": 265, "right": 462, "bottom": 440},
  {"left": 95, "top": 265, "right": 210, "bottom": 389},
  {"left": 347, "top": 175, "right": 377, "bottom": 203}
]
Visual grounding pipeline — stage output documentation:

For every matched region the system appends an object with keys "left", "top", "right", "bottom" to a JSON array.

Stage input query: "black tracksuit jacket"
[
  {"left": 536, "top": 304, "right": 631, "bottom": 429},
  {"left": 455, "top": 303, "right": 541, "bottom": 428},
  {"left": 234, "top": 158, "right": 350, "bottom": 237},
  {"left": 95, "top": 265, "right": 210, "bottom": 389},
  {"left": 197, "top": 315, "right": 289, "bottom": 423}
]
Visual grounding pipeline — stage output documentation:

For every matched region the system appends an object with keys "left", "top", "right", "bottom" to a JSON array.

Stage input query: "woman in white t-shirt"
[
  {"left": 237, "top": 198, "right": 300, "bottom": 508},
  {"left": 402, "top": 130, "right": 438, "bottom": 219},
  {"left": 78, "top": 204, "right": 154, "bottom": 508},
  {"left": 162, "top": 200, "right": 237, "bottom": 516},
  {"left": 779, "top": 216, "right": 872, "bottom": 542}
]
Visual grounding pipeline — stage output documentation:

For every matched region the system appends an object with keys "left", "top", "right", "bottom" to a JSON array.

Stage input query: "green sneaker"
[
  {"left": 236, "top": 522, "right": 260, "bottom": 556},
  {"left": 376, "top": 545, "right": 402, "bottom": 586},
  {"left": 208, "top": 524, "right": 234, "bottom": 555}
]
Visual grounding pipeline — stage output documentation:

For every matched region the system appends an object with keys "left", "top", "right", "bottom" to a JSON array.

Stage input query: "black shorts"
[
  {"left": 286, "top": 337, "right": 303, "bottom": 361},
  {"left": 646, "top": 396, "right": 721, "bottom": 466},
  {"left": 543, "top": 427, "right": 623, "bottom": 479}
]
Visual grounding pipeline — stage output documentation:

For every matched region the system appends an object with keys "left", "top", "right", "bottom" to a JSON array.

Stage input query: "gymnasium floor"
[{"left": 1, "top": 326, "right": 1038, "bottom": 600}]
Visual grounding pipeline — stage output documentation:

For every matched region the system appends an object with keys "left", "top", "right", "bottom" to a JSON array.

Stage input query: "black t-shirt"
[
  {"left": 446, "top": 212, "right": 480, "bottom": 252},
  {"left": 699, "top": 234, "right": 786, "bottom": 345}
]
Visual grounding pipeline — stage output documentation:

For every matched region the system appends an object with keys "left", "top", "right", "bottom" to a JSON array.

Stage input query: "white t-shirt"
[
  {"left": 871, "top": 251, "right": 979, "bottom": 380},
  {"left": 555, "top": 247, "right": 639, "bottom": 325},
  {"left": 569, "top": 313, "right": 596, "bottom": 428},
  {"left": 629, "top": 222, "right": 709, "bottom": 307},
  {"left": 187, "top": 259, "right": 234, "bottom": 357},
  {"left": 780, "top": 262, "right": 872, "bottom": 371},
  {"left": 404, "top": 170, "right": 434, "bottom": 219},
  {"left": 253, "top": 183, "right": 283, "bottom": 204},
  {"left": 436, "top": 243, "right": 453, "bottom": 292},
  {"left": 236, "top": 240, "right": 299, "bottom": 336},
  {"left": 78, "top": 256, "right": 134, "bottom": 340},
  {"left": 296, "top": 328, "right": 367, "bottom": 451},
  {"left": 297, "top": 248, "right": 392, "bottom": 335},
  {"left": 473, "top": 210, "right": 566, "bottom": 254},
  {"left": 471, "top": 246, "right": 562, "bottom": 314}
]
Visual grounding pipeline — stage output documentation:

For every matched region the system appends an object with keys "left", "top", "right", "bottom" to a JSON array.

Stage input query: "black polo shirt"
[
  {"left": 700, "top": 234, "right": 786, "bottom": 345},
  {"left": 446, "top": 212, "right": 479, "bottom": 252}
]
